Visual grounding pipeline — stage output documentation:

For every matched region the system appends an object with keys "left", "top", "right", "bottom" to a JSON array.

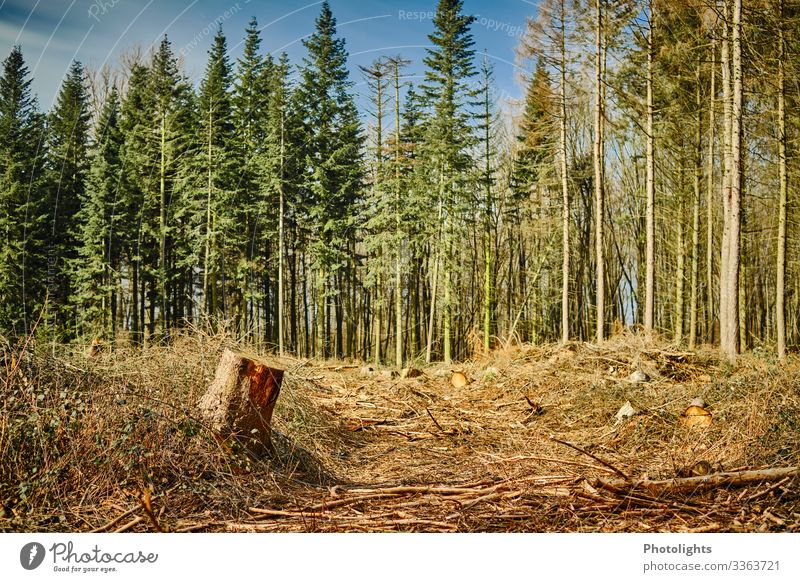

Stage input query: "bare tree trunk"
[
  {"left": 426, "top": 197, "right": 444, "bottom": 364},
  {"left": 560, "top": 0, "right": 570, "bottom": 345},
  {"left": 394, "top": 62, "right": 404, "bottom": 366},
  {"left": 594, "top": 0, "right": 605, "bottom": 342},
  {"left": 724, "top": 0, "right": 743, "bottom": 363},
  {"left": 689, "top": 64, "right": 702, "bottom": 349},
  {"left": 644, "top": 0, "right": 655, "bottom": 334},
  {"left": 776, "top": 0, "right": 788, "bottom": 362},
  {"left": 159, "top": 111, "right": 168, "bottom": 336},
  {"left": 706, "top": 41, "right": 716, "bottom": 344},
  {"left": 675, "top": 196, "right": 685, "bottom": 343},
  {"left": 719, "top": 2, "right": 732, "bottom": 355},
  {"left": 278, "top": 108, "right": 285, "bottom": 357}
]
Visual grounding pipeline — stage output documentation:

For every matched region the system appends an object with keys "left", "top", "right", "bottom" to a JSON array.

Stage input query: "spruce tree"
[
  {"left": 118, "top": 63, "right": 155, "bottom": 345},
  {"left": 262, "top": 53, "right": 295, "bottom": 353},
  {"left": 232, "top": 18, "right": 272, "bottom": 338},
  {"left": 149, "top": 36, "right": 193, "bottom": 335},
  {"left": 46, "top": 60, "right": 91, "bottom": 337},
  {"left": 511, "top": 59, "right": 555, "bottom": 199},
  {"left": 420, "top": 0, "right": 477, "bottom": 362},
  {"left": 0, "top": 47, "right": 47, "bottom": 336},
  {"left": 294, "top": 1, "right": 363, "bottom": 357},
  {"left": 195, "top": 27, "right": 236, "bottom": 323},
  {"left": 73, "top": 88, "right": 123, "bottom": 340}
]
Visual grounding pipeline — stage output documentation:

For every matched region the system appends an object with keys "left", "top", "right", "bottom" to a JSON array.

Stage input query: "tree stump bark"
[{"left": 198, "top": 349, "right": 283, "bottom": 452}]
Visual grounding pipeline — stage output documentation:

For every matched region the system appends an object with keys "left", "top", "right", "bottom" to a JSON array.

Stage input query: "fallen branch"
[
  {"left": 114, "top": 516, "right": 143, "bottom": 533},
  {"left": 597, "top": 466, "right": 799, "bottom": 495},
  {"left": 550, "top": 436, "right": 631, "bottom": 482}
]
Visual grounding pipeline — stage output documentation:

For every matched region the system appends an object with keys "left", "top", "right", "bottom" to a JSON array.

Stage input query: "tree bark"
[
  {"left": 776, "top": 0, "right": 788, "bottom": 362},
  {"left": 198, "top": 349, "right": 283, "bottom": 452},
  {"left": 706, "top": 41, "right": 716, "bottom": 344},
  {"left": 644, "top": 0, "right": 655, "bottom": 334},
  {"left": 560, "top": 0, "right": 570, "bottom": 345},
  {"left": 594, "top": 0, "right": 605, "bottom": 342},
  {"left": 689, "top": 64, "right": 702, "bottom": 349},
  {"left": 723, "top": 0, "right": 743, "bottom": 363}
]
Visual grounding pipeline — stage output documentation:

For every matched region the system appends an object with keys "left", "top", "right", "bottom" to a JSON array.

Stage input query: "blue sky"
[{"left": 0, "top": 0, "right": 539, "bottom": 112}]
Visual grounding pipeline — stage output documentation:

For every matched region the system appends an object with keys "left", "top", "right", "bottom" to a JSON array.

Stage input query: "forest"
[
  {"left": 2, "top": 0, "right": 800, "bottom": 534},
  {"left": 0, "top": 0, "right": 796, "bottom": 365}
]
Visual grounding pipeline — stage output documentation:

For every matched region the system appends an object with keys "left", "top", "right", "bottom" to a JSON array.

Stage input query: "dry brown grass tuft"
[{"left": 2, "top": 331, "right": 799, "bottom": 532}]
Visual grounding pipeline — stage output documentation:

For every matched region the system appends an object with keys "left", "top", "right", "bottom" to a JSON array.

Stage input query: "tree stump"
[{"left": 198, "top": 349, "right": 283, "bottom": 452}]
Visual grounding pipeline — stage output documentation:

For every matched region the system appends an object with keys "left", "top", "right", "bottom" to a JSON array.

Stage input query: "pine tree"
[
  {"left": 477, "top": 57, "right": 498, "bottom": 353},
  {"left": 262, "top": 53, "right": 294, "bottom": 355},
  {"left": 149, "top": 36, "right": 193, "bottom": 335},
  {"left": 73, "top": 87, "right": 123, "bottom": 340},
  {"left": 420, "top": 0, "right": 477, "bottom": 362},
  {"left": 511, "top": 59, "right": 555, "bottom": 199},
  {"left": 46, "top": 60, "right": 91, "bottom": 337},
  {"left": 0, "top": 47, "right": 47, "bottom": 337},
  {"left": 232, "top": 18, "right": 272, "bottom": 339},
  {"left": 195, "top": 27, "right": 236, "bottom": 323},
  {"left": 118, "top": 63, "right": 155, "bottom": 345},
  {"left": 295, "top": 1, "right": 363, "bottom": 357}
]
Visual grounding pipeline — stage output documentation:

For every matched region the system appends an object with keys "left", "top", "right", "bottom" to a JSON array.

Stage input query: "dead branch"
[{"left": 597, "top": 466, "right": 799, "bottom": 495}]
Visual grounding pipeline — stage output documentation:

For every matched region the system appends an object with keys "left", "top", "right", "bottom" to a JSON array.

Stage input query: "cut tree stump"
[{"left": 198, "top": 349, "right": 283, "bottom": 452}]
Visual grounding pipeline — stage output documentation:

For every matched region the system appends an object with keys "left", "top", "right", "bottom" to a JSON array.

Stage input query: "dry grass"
[{"left": 1, "top": 330, "right": 799, "bottom": 532}]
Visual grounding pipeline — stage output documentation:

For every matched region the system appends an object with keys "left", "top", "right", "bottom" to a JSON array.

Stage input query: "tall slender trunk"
[
  {"left": 724, "top": 0, "right": 743, "bottom": 362},
  {"left": 593, "top": 0, "right": 605, "bottom": 342},
  {"left": 278, "top": 108, "right": 285, "bottom": 356},
  {"left": 316, "top": 270, "right": 325, "bottom": 358},
  {"left": 394, "top": 63, "right": 404, "bottom": 366},
  {"left": 159, "top": 111, "right": 167, "bottom": 336},
  {"left": 203, "top": 102, "right": 215, "bottom": 318},
  {"left": 374, "top": 268, "right": 382, "bottom": 365},
  {"left": 675, "top": 196, "right": 685, "bottom": 343},
  {"left": 426, "top": 197, "right": 444, "bottom": 363},
  {"left": 706, "top": 41, "right": 716, "bottom": 344},
  {"left": 776, "top": 0, "right": 788, "bottom": 362},
  {"left": 559, "top": 0, "right": 570, "bottom": 345},
  {"left": 689, "top": 64, "right": 702, "bottom": 349},
  {"left": 719, "top": 3, "right": 732, "bottom": 353},
  {"left": 644, "top": 0, "right": 656, "bottom": 334},
  {"left": 482, "top": 67, "right": 493, "bottom": 354}
]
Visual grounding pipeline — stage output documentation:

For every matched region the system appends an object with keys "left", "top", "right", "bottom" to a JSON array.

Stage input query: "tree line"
[{"left": 0, "top": 0, "right": 797, "bottom": 364}]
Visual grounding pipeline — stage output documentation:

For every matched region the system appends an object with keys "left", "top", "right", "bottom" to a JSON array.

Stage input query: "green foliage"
[
  {"left": 72, "top": 87, "right": 123, "bottom": 337},
  {"left": 0, "top": 47, "right": 48, "bottom": 337}
]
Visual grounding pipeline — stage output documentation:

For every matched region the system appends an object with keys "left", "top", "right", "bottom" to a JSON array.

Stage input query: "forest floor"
[{"left": 2, "top": 332, "right": 800, "bottom": 532}]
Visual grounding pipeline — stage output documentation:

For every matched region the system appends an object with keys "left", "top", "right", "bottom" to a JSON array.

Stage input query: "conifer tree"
[
  {"left": 73, "top": 88, "right": 123, "bottom": 340},
  {"left": 233, "top": 18, "right": 272, "bottom": 338},
  {"left": 195, "top": 27, "right": 236, "bottom": 323},
  {"left": 118, "top": 63, "right": 155, "bottom": 345},
  {"left": 420, "top": 0, "right": 477, "bottom": 363},
  {"left": 149, "top": 36, "right": 193, "bottom": 335},
  {"left": 46, "top": 60, "right": 91, "bottom": 337},
  {"left": 262, "top": 53, "right": 294, "bottom": 354},
  {"left": 295, "top": 1, "right": 363, "bottom": 357},
  {"left": 0, "top": 47, "right": 47, "bottom": 336},
  {"left": 477, "top": 57, "right": 498, "bottom": 353}
]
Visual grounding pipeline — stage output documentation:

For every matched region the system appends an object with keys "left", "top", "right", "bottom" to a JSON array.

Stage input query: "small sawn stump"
[{"left": 198, "top": 349, "right": 283, "bottom": 452}]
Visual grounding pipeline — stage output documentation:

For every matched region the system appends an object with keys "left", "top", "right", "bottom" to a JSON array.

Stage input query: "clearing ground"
[{"left": 2, "top": 333, "right": 799, "bottom": 532}]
